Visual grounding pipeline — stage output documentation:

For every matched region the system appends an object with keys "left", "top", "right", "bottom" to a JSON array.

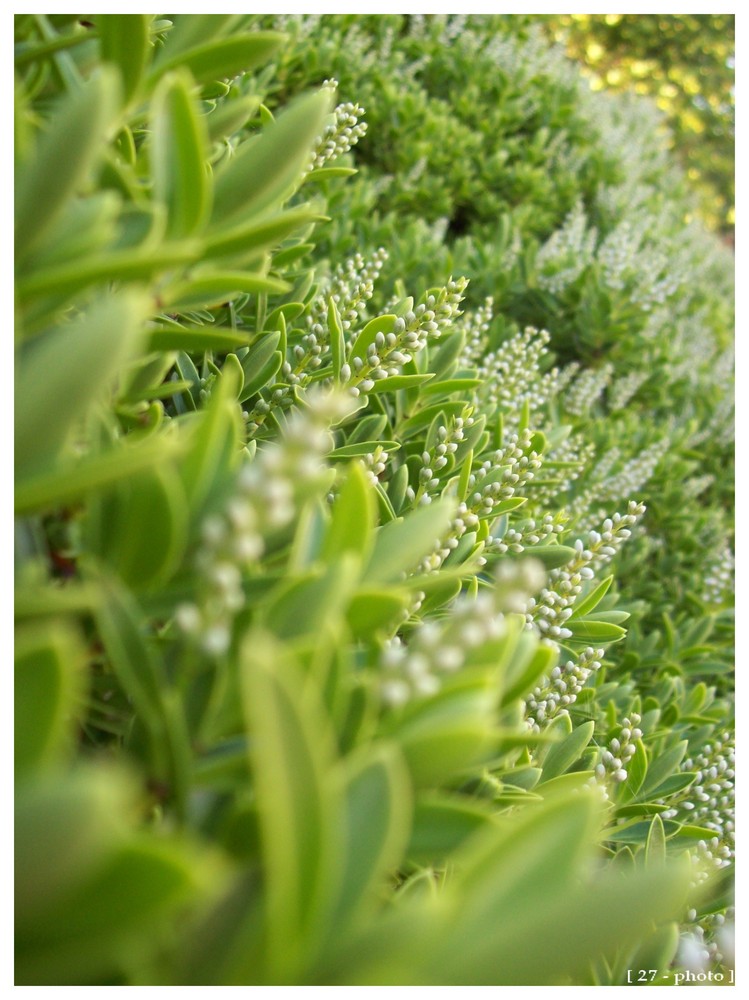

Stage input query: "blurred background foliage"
[{"left": 538, "top": 14, "right": 735, "bottom": 235}]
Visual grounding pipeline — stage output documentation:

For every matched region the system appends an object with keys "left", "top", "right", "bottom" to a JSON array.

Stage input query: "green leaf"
[
  {"left": 400, "top": 401, "right": 468, "bottom": 439},
  {"left": 19, "top": 190, "right": 120, "bottom": 275},
  {"left": 15, "top": 66, "right": 120, "bottom": 262},
  {"left": 407, "top": 795, "right": 494, "bottom": 862},
  {"left": 179, "top": 361, "right": 244, "bottom": 519},
  {"left": 14, "top": 583, "right": 102, "bottom": 620},
  {"left": 368, "top": 374, "right": 435, "bottom": 393},
  {"left": 153, "top": 14, "right": 247, "bottom": 62},
  {"left": 15, "top": 290, "right": 148, "bottom": 477},
  {"left": 625, "top": 922, "right": 680, "bottom": 985},
  {"left": 151, "top": 71, "right": 211, "bottom": 238},
  {"left": 164, "top": 270, "right": 290, "bottom": 310},
  {"left": 98, "top": 14, "right": 149, "bottom": 103},
  {"left": 540, "top": 720, "right": 595, "bottom": 781},
  {"left": 263, "top": 557, "right": 360, "bottom": 641},
  {"left": 585, "top": 610, "right": 630, "bottom": 625},
  {"left": 323, "top": 461, "right": 376, "bottom": 563},
  {"left": 204, "top": 205, "right": 326, "bottom": 262},
  {"left": 238, "top": 330, "right": 281, "bottom": 400},
  {"left": 641, "top": 741, "right": 688, "bottom": 797},
  {"left": 144, "top": 324, "right": 254, "bottom": 353},
  {"left": 92, "top": 573, "right": 170, "bottom": 774},
  {"left": 240, "top": 351, "right": 282, "bottom": 401},
  {"left": 15, "top": 433, "right": 185, "bottom": 516},
  {"left": 569, "top": 575, "right": 614, "bottom": 619},
  {"left": 391, "top": 681, "right": 497, "bottom": 787},
  {"left": 211, "top": 88, "right": 332, "bottom": 228},
  {"left": 148, "top": 32, "right": 286, "bottom": 87},
  {"left": 452, "top": 790, "right": 598, "bottom": 920},
  {"left": 346, "top": 414, "right": 389, "bottom": 443},
  {"left": 329, "top": 296, "right": 346, "bottom": 380},
  {"left": 330, "top": 441, "right": 401, "bottom": 459},
  {"left": 241, "top": 632, "right": 341, "bottom": 981},
  {"left": 491, "top": 497, "right": 527, "bottom": 515},
  {"left": 523, "top": 544, "right": 577, "bottom": 569},
  {"left": 17, "top": 832, "right": 216, "bottom": 986},
  {"left": 87, "top": 464, "right": 189, "bottom": 591},
  {"left": 567, "top": 618, "right": 627, "bottom": 643},
  {"left": 437, "top": 858, "right": 690, "bottom": 986},
  {"left": 646, "top": 814, "right": 667, "bottom": 865},
  {"left": 330, "top": 745, "right": 411, "bottom": 928},
  {"left": 16, "top": 242, "right": 201, "bottom": 304},
  {"left": 15, "top": 766, "right": 135, "bottom": 931},
  {"left": 364, "top": 497, "right": 455, "bottom": 583},
  {"left": 647, "top": 772, "right": 697, "bottom": 797},
  {"left": 204, "top": 95, "right": 262, "bottom": 144},
  {"left": 420, "top": 377, "right": 483, "bottom": 397},
  {"left": 15, "top": 622, "right": 86, "bottom": 778},
  {"left": 305, "top": 165, "right": 358, "bottom": 181},
  {"left": 501, "top": 635, "right": 556, "bottom": 704},
  {"left": 618, "top": 739, "right": 648, "bottom": 802},
  {"left": 346, "top": 589, "right": 410, "bottom": 639}
]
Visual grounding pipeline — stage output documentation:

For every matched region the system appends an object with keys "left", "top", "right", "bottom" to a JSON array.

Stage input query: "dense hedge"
[{"left": 15, "top": 14, "right": 734, "bottom": 985}]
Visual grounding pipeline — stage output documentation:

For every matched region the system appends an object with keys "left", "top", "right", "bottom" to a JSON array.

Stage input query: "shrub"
[{"left": 14, "top": 14, "right": 733, "bottom": 985}]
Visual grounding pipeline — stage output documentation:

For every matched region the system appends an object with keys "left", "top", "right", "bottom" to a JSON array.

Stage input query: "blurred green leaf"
[
  {"left": 15, "top": 66, "right": 120, "bottom": 262},
  {"left": 323, "top": 461, "right": 376, "bottom": 563},
  {"left": 364, "top": 497, "right": 455, "bottom": 583},
  {"left": 149, "top": 32, "right": 286, "bottom": 88},
  {"left": 241, "top": 632, "right": 342, "bottom": 981},
  {"left": 329, "top": 745, "right": 411, "bottom": 928},
  {"left": 98, "top": 14, "right": 149, "bottom": 103},
  {"left": 151, "top": 71, "right": 211, "bottom": 239},
  {"left": 15, "top": 621, "right": 86, "bottom": 778},
  {"left": 211, "top": 88, "right": 332, "bottom": 228},
  {"left": 204, "top": 205, "right": 326, "bottom": 262},
  {"left": 15, "top": 290, "right": 148, "bottom": 477},
  {"left": 87, "top": 464, "right": 189, "bottom": 591},
  {"left": 540, "top": 720, "right": 595, "bottom": 781}
]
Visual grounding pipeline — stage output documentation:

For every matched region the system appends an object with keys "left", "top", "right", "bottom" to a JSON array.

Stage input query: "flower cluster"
[
  {"left": 535, "top": 201, "right": 597, "bottom": 295},
  {"left": 566, "top": 441, "right": 664, "bottom": 531},
  {"left": 661, "top": 731, "right": 735, "bottom": 878},
  {"left": 565, "top": 363, "right": 614, "bottom": 418},
  {"left": 407, "top": 415, "right": 473, "bottom": 506},
  {"left": 379, "top": 561, "right": 545, "bottom": 706},
  {"left": 526, "top": 502, "right": 647, "bottom": 639},
  {"left": 701, "top": 544, "right": 734, "bottom": 605},
  {"left": 691, "top": 391, "right": 735, "bottom": 450},
  {"left": 607, "top": 369, "right": 649, "bottom": 412},
  {"left": 487, "top": 511, "right": 566, "bottom": 556},
  {"left": 630, "top": 243, "right": 685, "bottom": 312},
  {"left": 530, "top": 431, "right": 595, "bottom": 508},
  {"left": 307, "top": 99, "right": 368, "bottom": 173},
  {"left": 416, "top": 430, "right": 543, "bottom": 573},
  {"left": 596, "top": 220, "right": 643, "bottom": 292},
  {"left": 677, "top": 916, "right": 734, "bottom": 977},
  {"left": 362, "top": 445, "right": 389, "bottom": 487},
  {"left": 342, "top": 278, "right": 469, "bottom": 398},
  {"left": 176, "top": 393, "right": 348, "bottom": 656},
  {"left": 474, "top": 326, "right": 554, "bottom": 420},
  {"left": 458, "top": 296, "right": 495, "bottom": 367},
  {"left": 526, "top": 645, "right": 604, "bottom": 730},
  {"left": 595, "top": 714, "right": 642, "bottom": 784},
  {"left": 308, "top": 247, "right": 389, "bottom": 338}
]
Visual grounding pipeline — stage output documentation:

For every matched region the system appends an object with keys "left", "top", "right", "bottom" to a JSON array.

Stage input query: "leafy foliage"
[{"left": 14, "top": 13, "right": 733, "bottom": 986}]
